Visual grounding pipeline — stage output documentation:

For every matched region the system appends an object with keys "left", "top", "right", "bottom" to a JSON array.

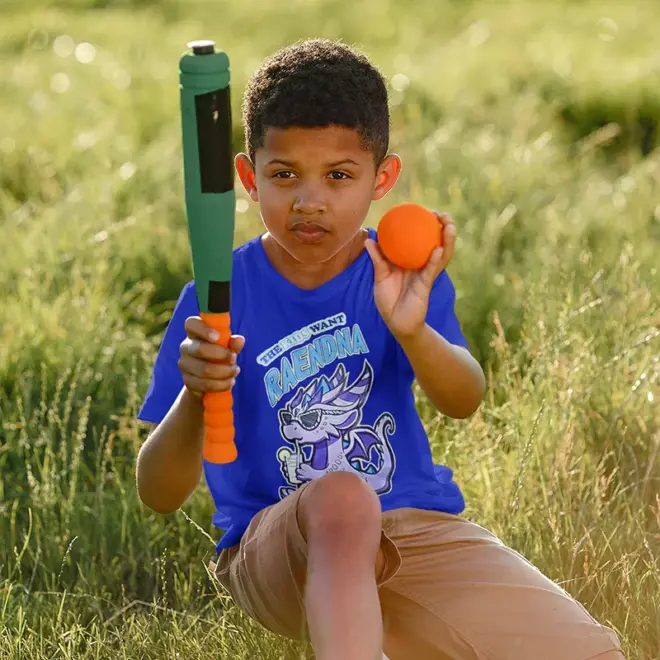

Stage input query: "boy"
[{"left": 136, "top": 39, "right": 624, "bottom": 660}]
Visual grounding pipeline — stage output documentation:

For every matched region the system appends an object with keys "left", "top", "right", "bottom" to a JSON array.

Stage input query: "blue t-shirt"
[{"left": 138, "top": 228, "right": 469, "bottom": 553}]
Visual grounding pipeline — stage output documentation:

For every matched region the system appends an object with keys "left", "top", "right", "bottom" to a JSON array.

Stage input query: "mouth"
[{"left": 290, "top": 222, "right": 329, "bottom": 244}]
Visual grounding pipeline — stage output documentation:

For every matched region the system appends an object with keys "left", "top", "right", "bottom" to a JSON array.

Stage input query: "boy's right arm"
[
  {"left": 136, "top": 316, "right": 244, "bottom": 514},
  {"left": 136, "top": 388, "right": 205, "bottom": 514}
]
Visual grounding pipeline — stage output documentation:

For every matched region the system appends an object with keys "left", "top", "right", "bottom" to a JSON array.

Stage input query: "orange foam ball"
[{"left": 377, "top": 203, "right": 442, "bottom": 270}]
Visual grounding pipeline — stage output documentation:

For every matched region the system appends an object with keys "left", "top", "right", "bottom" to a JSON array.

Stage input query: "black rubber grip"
[
  {"left": 195, "top": 87, "right": 234, "bottom": 194},
  {"left": 208, "top": 280, "right": 231, "bottom": 314}
]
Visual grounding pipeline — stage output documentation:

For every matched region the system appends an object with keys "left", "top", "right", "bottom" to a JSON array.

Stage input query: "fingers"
[
  {"left": 183, "top": 372, "right": 236, "bottom": 396},
  {"left": 420, "top": 246, "right": 445, "bottom": 288},
  {"left": 364, "top": 237, "right": 392, "bottom": 283},
  {"left": 181, "top": 316, "right": 245, "bottom": 396},
  {"left": 228, "top": 334, "right": 246, "bottom": 355},
  {"left": 184, "top": 316, "right": 245, "bottom": 361},
  {"left": 178, "top": 353, "right": 239, "bottom": 395},
  {"left": 434, "top": 211, "right": 456, "bottom": 265},
  {"left": 181, "top": 336, "right": 236, "bottom": 363},
  {"left": 178, "top": 354, "right": 239, "bottom": 381},
  {"left": 416, "top": 212, "right": 455, "bottom": 286},
  {"left": 185, "top": 315, "right": 222, "bottom": 343}
]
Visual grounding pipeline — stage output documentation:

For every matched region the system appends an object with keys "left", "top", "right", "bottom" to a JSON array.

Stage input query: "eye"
[
  {"left": 273, "top": 170, "right": 296, "bottom": 179},
  {"left": 328, "top": 171, "right": 350, "bottom": 181},
  {"left": 299, "top": 409, "right": 322, "bottom": 430}
]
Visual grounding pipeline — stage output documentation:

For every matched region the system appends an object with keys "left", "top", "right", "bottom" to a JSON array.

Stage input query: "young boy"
[{"left": 136, "top": 39, "right": 624, "bottom": 660}]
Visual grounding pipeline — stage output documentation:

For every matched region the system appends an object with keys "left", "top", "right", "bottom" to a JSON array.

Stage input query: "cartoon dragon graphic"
[{"left": 276, "top": 361, "right": 396, "bottom": 498}]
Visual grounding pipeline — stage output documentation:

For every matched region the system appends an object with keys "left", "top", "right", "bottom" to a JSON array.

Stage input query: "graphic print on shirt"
[
  {"left": 258, "top": 315, "right": 397, "bottom": 499},
  {"left": 275, "top": 360, "right": 396, "bottom": 499},
  {"left": 260, "top": 313, "right": 369, "bottom": 407}
]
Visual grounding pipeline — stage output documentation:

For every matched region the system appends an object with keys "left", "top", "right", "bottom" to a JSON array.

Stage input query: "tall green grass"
[{"left": 1, "top": 0, "right": 658, "bottom": 657}]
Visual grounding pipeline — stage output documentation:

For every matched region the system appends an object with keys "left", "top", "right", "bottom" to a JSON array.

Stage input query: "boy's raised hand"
[
  {"left": 179, "top": 317, "right": 245, "bottom": 399},
  {"left": 365, "top": 211, "right": 456, "bottom": 340}
]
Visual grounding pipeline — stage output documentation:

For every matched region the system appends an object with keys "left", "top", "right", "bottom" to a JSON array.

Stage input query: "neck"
[{"left": 262, "top": 228, "right": 368, "bottom": 290}]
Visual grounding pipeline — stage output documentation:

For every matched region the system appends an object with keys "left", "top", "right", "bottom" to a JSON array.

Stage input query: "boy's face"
[{"left": 235, "top": 125, "right": 401, "bottom": 265}]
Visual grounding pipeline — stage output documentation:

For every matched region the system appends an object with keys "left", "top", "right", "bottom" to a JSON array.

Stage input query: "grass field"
[{"left": 1, "top": 0, "right": 659, "bottom": 657}]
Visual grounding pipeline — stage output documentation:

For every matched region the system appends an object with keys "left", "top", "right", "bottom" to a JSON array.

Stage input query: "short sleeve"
[
  {"left": 426, "top": 271, "right": 469, "bottom": 351},
  {"left": 137, "top": 281, "right": 199, "bottom": 424}
]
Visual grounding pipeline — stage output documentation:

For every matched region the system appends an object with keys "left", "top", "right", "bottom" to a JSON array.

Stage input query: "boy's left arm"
[
  {"left": 365, "top": 212, "right": 486, "bottom": 419},
  {"left": 395, "top": 323, "right": 485, "bottom": 419}
]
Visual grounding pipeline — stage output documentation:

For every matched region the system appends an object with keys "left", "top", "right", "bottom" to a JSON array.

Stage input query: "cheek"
[
  {"left": 256, "top": 185, "right": 291, "bottom": 224},
  {"left": 257, "top": 181, "right": 291, "bottom": 207},
  {"left": 335, "top": 184, "right": 373, "bottom": 220}
]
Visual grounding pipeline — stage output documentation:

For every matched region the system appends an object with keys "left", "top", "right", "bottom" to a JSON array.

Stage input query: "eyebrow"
[{"left": 265, "top": 158, "right": 361, "bottom": 168}]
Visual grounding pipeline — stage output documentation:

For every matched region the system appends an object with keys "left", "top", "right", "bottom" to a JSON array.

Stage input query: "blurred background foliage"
[{"left": 0, "top": 0, "right": 658, "bottom": 658}]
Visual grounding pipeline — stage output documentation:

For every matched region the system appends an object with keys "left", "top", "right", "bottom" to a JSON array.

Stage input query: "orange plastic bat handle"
[{"left": 199, "top": 312, "right": 237, "bottom": 464}]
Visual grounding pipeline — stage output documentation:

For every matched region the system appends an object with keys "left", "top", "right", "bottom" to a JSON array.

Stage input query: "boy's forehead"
[{"left": 256, "top": 125, "right": 370, "bottom": 164}]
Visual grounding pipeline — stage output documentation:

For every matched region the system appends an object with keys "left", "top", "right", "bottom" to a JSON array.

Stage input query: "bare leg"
[{"left": 298, "top": 472, "right": 385, "bottom": 660}]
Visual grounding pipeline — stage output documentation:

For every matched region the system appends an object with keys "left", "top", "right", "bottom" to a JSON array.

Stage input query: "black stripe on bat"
[
  {"left": 208, "top": 280, "right": 231, "bottom": 314},
  {"left": 195, "top": 88, "right": 234, "bottom": 194}
]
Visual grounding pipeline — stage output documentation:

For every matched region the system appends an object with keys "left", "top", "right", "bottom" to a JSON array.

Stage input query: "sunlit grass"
[{"left": 1, "top": 0, "right": 658, "bottom": 657}]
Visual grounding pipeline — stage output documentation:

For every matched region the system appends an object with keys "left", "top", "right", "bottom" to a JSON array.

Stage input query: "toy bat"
[{"left": 179, "top": 40, "right": 237, "bottom": 464}]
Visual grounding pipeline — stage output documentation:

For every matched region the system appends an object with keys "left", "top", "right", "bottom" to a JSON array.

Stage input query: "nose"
[{"left": 292, "top": 181, "right": 327, "bottom": 215}]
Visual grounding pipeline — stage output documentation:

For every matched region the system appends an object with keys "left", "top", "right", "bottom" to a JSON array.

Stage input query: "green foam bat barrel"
[{"left": 179, "top": 40, "right": 237, "bottom": 464}]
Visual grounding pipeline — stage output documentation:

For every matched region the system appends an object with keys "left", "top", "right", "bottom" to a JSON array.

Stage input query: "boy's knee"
[{"left": 298, "top": 471, "right": 381, "bottom": 545}]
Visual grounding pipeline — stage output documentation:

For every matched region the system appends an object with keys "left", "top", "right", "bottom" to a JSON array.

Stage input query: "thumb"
[
  {"left": 419, "top": 246, "right": 445, "bottom": 288},
  {"left": 365, "top": 237, "right": 392, "bottom": 283},
  {"left": 229, "top": 334, "right": 246, "bottom": 355}
]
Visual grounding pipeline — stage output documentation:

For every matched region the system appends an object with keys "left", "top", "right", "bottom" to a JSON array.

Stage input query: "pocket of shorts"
[
  {"left": 209, "top": 547, "right": 237, "bottom": 591},
  {"left": 377, "top": 529, "right": 402, "bottom": 587}
]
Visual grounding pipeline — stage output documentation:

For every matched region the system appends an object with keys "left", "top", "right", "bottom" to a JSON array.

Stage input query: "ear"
[
  {"left": 371, "top": 153, "right": 402, "bottom": 201},
  {"left": 235, "top": 153, "right": 259, "bottom": 202}
]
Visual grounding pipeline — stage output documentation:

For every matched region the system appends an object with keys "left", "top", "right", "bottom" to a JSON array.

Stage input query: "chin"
[
  {"left": 289, "top": 243, "right": 338, "bottom": 265},
  {"left": 285, "top": 231, "right": 336, "bottom": 261}
]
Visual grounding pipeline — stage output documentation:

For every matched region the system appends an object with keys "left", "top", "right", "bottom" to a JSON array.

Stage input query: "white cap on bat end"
[{"left": 187, "top": 40, "right": 215, "bottom": 55}]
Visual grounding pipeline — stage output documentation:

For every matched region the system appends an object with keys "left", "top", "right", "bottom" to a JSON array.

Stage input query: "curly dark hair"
[{"left": 242, "top": 38, "right": 390, "bottom": 166}]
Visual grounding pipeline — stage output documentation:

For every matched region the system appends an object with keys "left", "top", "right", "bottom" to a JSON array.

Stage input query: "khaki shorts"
[{"left": 210, "top": 484, "right": 623, "bottom": 660}]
